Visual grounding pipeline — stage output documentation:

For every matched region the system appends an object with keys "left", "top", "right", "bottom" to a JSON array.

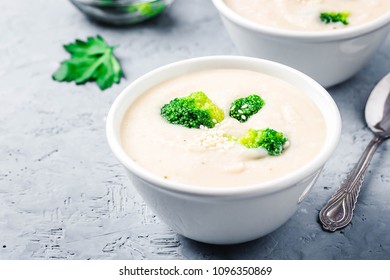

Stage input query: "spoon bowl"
[{"left": 366, "top": 73, "right": 390, "bottom": 137}]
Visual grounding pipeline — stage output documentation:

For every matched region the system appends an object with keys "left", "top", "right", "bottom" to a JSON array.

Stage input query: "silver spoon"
[{"left": 319, "top": 73, "right": 390, "bottom": 232}]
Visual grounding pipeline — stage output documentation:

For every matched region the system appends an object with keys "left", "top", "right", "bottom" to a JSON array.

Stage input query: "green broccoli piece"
[
  {"left": 320, "top": 12, "right": 350, "bottom": 25},
  {"left": 160, "top": 91, "right": 224, "bottom": 128},
  {"left": 239, "top": 128, "right": 288, "bottom": 156},
  {"left": 229, "top": 94, "right": 265, "bottom": 123}
]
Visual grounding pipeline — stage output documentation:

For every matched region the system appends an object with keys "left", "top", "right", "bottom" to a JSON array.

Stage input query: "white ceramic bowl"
[
  {"left": 106, "top": 56, "right": 341, "bottom": 244},
  {"left": 212, "top": 0, "right": 390, "bottom": 88}
]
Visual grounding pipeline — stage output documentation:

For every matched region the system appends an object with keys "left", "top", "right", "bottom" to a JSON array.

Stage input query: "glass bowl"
[{"left": 70, "top": 0, "right": 175, "bottom": 25}]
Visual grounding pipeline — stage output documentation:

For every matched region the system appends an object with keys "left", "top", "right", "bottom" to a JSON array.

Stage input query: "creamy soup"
[
  {"left": 224, "top": 0, "right": 390, "bottom": 32},
  {"left": 121, "top": 69, "right": 326, "bottom": 188}
]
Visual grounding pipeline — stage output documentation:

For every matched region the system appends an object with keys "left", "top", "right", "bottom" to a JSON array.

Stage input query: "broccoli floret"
[
  {"left": 239, "top": 128, "right": 288, "bottom": 156},
  {"left": 229, "top": 94, "right": 265, "bottom": 123},
  {"left": 320, "top": 12, "right": 350, "bottom": 25},
  {"left": 160, "top": 91, "right": 224, "bottom": 128}
]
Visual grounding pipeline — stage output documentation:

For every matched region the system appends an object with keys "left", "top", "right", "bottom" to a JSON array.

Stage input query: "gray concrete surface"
[{"left": 0, "top": 0, "right": 389, "bottom": 260}]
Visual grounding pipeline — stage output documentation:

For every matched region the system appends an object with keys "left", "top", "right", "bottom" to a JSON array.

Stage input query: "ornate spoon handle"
[{"left": 319, "top": 135, "right": 383, "bottom": 231}]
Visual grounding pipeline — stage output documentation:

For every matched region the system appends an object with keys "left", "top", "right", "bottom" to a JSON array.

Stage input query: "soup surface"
[
  {"left": 224, "top": 0, "right": 390, "bottom": 32},
  {"left": 121, "top": 69, "right": 326, "bottom": 188}
]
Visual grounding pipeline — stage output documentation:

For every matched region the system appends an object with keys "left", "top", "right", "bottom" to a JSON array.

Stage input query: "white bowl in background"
[
  {"left": 212, "top": 0, "right": 390, "bottom": 88},
  {"left": 106, "top": 56, "right": 341, "bottom": 244}
]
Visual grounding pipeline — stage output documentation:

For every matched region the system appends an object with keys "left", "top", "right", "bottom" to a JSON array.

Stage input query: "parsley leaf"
[
  {"left": 100, "top": 0, "right": 167, "bottom": 17},
  {"left": 133, "top": 1, "right": 167, "bottom": 17},
  {"left": 53, "top": 35, "right": 123, "bottom": 90}
]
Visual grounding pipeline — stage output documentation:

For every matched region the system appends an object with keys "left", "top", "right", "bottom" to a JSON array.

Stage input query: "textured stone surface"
[{"left": 0, "top": 0, "right": 389, "bottom": 260}]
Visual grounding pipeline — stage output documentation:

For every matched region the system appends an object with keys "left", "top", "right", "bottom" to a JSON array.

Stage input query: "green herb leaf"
[
  {"left": 320, "top": 11, "right": 350, "bottom": 25},
  {"left": 100, "top": 0, "right": 167, "bottom": 17},
  {"left": 133, "top": 1, "right": 167, "bottom": 17},
  {"left": 53, "top": 35, "right": 123, "bottom": 90}
]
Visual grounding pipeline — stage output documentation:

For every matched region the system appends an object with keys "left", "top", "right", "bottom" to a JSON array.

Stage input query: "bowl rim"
[
  {"left": 106, "top": 56, "right": 341, "bottom": 198},
  {"left": 212, "top": 0, "right": 390, "bottom": 41}
]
